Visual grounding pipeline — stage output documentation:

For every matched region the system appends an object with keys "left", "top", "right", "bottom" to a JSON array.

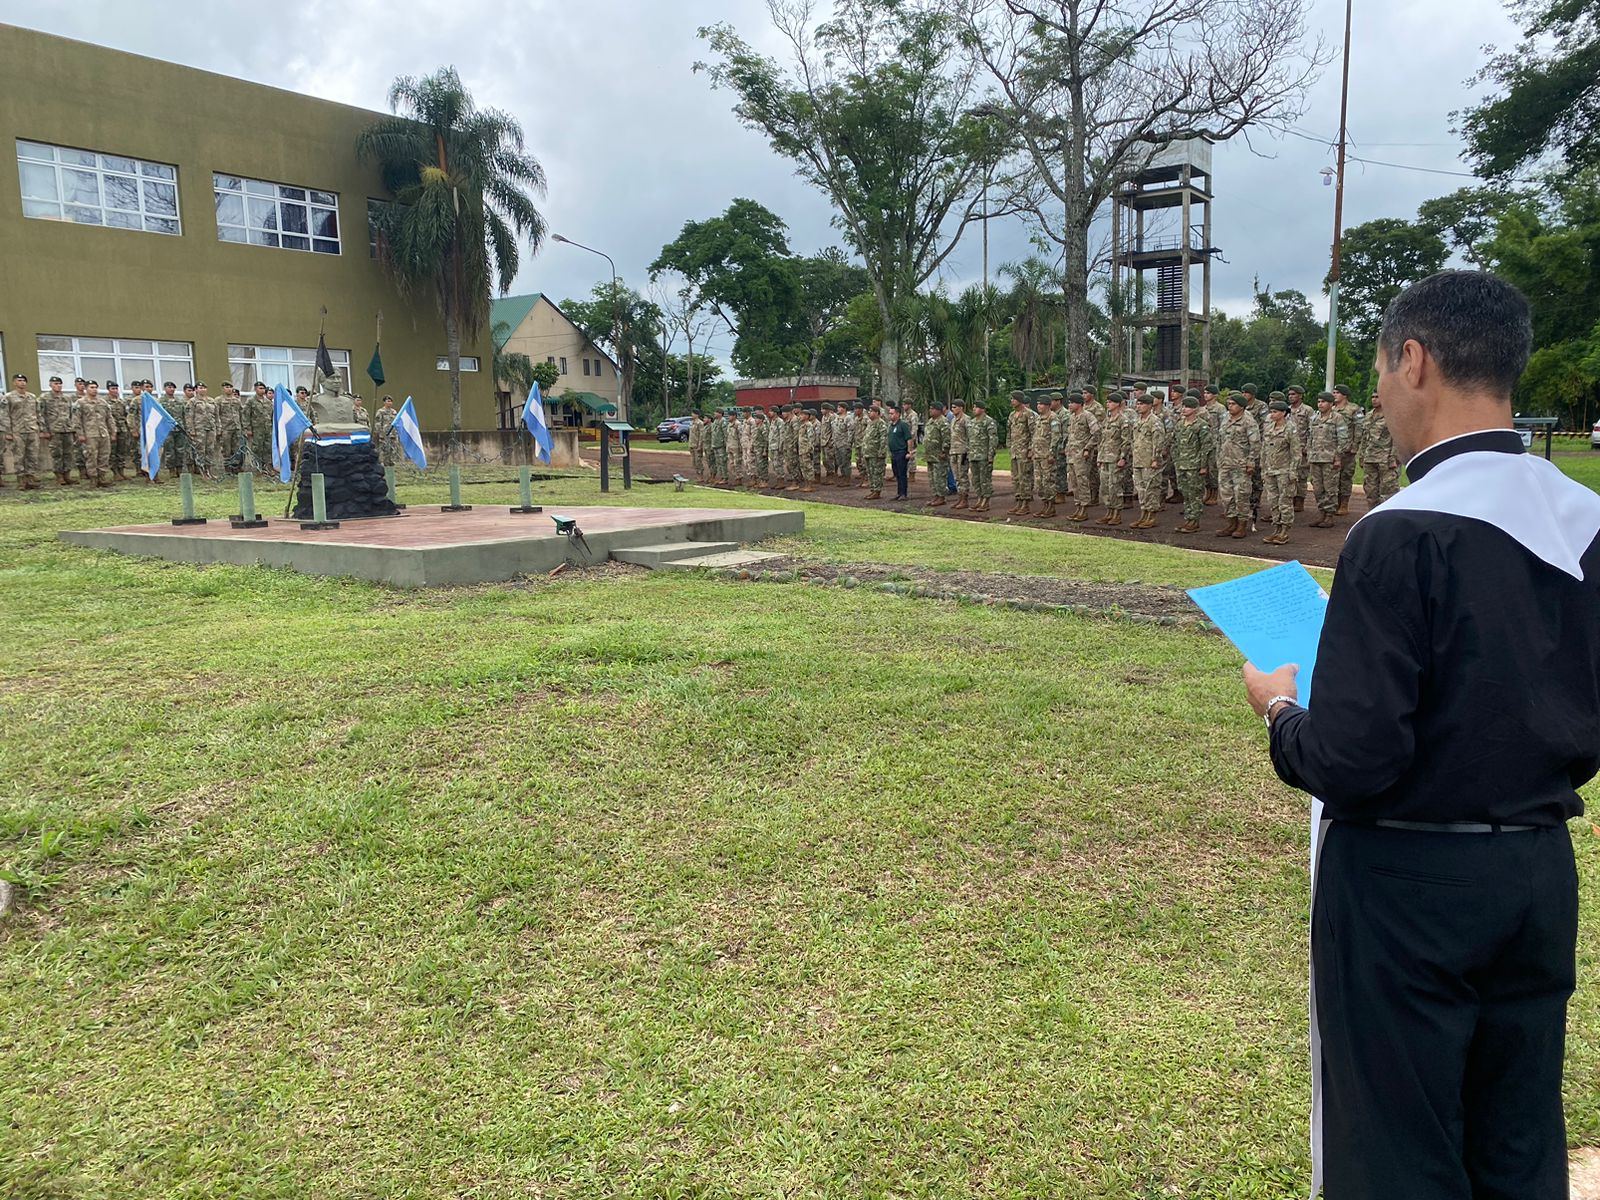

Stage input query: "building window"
[
  {"left": 594, "top": 359, "right": 604, "bottom": 378},
  {"left": 559, "top": 356, "right": 567, "bottom": 375},
  {"left": 228, "top": 344, "right": 351, "bottom": 393},
  {"left": 36, "top": 335, "right": 193, "bottom": 389},
  {"left": 545, "top": 355, "right": 555, "bottom": 365},
  {"left": 16, "top": 140, "right": 180, "bottom": 235},
  {"left": 582, "top": 358, "right": 591, "bottom": 376},
  {"left": 435, "top": 356, "right": 480, "bottom": 372},
  {"left": 367, "top": 198, "right": 383, "bottom": 258},
  {"left": 214, "top": 174, "right": 340, "bottom": 254}
]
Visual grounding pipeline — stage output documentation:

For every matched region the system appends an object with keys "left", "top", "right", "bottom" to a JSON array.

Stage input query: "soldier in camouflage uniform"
[
  {"left": 188, "top": 382, "right": 220, "bottom": 478},
  {"left": 1130, "top": 392, "right": 1170, "bottom": 529},
  {"left": 1202, "top": 384, "right": 1225, "bottom": 505},
  {"left": 922, "top": 400, "right": 951, "bottom": 506},
  {"left": 1028, "top": 395, "right": 1057, "bottom": 518},
  {"left": 374, "top": 397, "right": 399, "bottom": 467},
  {"left": 6, "top": 374, "right": 44, "bottom": 490},
  {"left": 860, "top": 402, "right": 888, "bottom": 498},
  {"left": 967, "top": 399, "right": 997, "bottom": 511},
  {"left": 1215, "top": 392, "right": 1260, "bottom": 539},
  {"left": 1170, "top": 393, "right": 1213, "bottom": 533},
  {"left": 1285, "top": 385, "right": 1312, "bottom": 512},
  {"left": 1361, "top": 392, "right": 1399, "bottom": 508},
  {"left": 41, "top": 376, "right": 77, "bottom": 484},
  {"left": 948, "top": 398, "right": 972, "bottom": 509},
  {"left": 851, "top": 403, "right": 869, "bottom": 487},
  {"left": 688, "top": 412, "right": 706, "bottom": 480},
  {"left": 796, "top": 408, "right": 819, "bottom": 491},
  {"left": 1048, "top": 392, "right": 1069, "bottom": 502},
  {"left": 819, "top": 403, "right": 836, "bottom": 482},
  {"left": 1259, "top": 398, "right": 1303, "bottom": 544},
  {"left": 217, "top": 383, "right": 243, "bottom": 472},
  {"left": 1079, "top": 386, "right": 1104, "bottom": 505},
  {"left": 1331, "top": 384, "right": 1366, "bottom": 514},
  {"left": 245, "top": 382, "right": 273, "bottom": 474},
  {"left": 747, "top": 408, "right": 765, "bottom": 487},
  {"left": 1095, "top": 391, "right": 1133, "bottom": 526},
  {"left": 1306, "top": 391, "right": 1349, "bottom": 527},
  {"left": 828, "top": 402, "right": 849, "bottom": 483},
  {"left": 0, "top": 374, "right": 12, "bottom": 488},
  {"left": 1005, "top": 391, "right": 1035, "bottom": 514},
  {"left": 75, "top": 380, "right": 115, "bottom": 488},
  {"left": 708, "top": 408, "right": 728, "bottom": 483},
  {"left": 1065, "top": 394, "right": 1100, "bottom": 522}
]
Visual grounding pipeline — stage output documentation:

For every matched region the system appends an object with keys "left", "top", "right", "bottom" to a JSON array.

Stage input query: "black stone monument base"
[{"left": 293, "top": 442, "right": 400, "bottom": 520}]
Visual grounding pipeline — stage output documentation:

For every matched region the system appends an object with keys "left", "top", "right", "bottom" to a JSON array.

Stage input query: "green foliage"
[
  {"left": 357, "top": 67, "right": 548, "bottom": 437},
  {"left": 561, "top": 281, "right": 662, "bottom": 422},
  {"left": 1211, "top": 286, "right": 1324, "bottom": 391},
  {"left": 1459, "top": 0, "right": 1600, "bottom": 179},
  {"left": 530, "top": 359, "right": 561, "bottom": 393},
  {"left": 696, "top": 0, "right": 992, "bottom": 404},
  {"left": 490, "top": 319, "right": 538, "bottom": 400},
  {"left": 1327, "top": 218, "right": 1449, "bottom": 345}
]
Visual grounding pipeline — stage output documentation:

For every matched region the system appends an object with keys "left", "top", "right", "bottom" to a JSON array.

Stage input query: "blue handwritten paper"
[{"left": 1187, "top": 561, "right": 1329, "bottom": 707}]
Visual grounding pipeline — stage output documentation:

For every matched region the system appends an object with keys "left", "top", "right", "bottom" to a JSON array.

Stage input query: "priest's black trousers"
[{"left": 1313, "top": 822, "right": 1578, "bottom": 1199}]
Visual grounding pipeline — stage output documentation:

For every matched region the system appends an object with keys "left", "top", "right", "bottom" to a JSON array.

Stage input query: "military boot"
[
  {"left": 1105, "top": 508, "right": 1122, "bottom": 526},
  {"left": 951, "top": 495, "right": 967, "bottom": 510},
  {"left": 1230, "top": 520, "right": 1247, "bottom": 539},
  {"left": 1216, "top": 517, "right": 1238, "bottom": 537},
  {"left": 1293, "top": 495, "right": 1305, "bottom": 512},
  {"left": 1177, "top": 519, "right": 1199, "bottom": 533},
  {"left": 1336, "top": 501, "right": 1349, "bottom": 516}
]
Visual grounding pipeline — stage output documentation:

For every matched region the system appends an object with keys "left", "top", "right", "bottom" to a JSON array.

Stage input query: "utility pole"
[{"left": 1325, "top": 0, "right": 1353, "bottom": 392}]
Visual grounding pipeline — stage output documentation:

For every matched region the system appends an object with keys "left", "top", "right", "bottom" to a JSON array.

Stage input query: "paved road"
[{"left": 596, "top": 447, "right": 1368, "bottom": 569}]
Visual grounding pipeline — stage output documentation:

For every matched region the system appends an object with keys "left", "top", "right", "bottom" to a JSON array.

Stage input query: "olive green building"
[{"left": 0, "top": 23, "right": 492, "bottom": 430}]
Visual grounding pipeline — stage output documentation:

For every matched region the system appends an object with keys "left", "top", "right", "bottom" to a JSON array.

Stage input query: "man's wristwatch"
[{"left": 1263, "top": 695, "right": 1298, "bottom": 729}]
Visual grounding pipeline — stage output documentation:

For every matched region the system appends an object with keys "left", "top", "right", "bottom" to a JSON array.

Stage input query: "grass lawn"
[{"left": 1, "top": 473, "right": 1595, "bottom": 1198}]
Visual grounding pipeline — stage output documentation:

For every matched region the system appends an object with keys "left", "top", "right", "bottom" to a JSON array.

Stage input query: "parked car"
[
  {"left": 657, "top": 415, "right": 693, "bottom": 442},
  {"left": 1592, "top": 418, "right": 1600, "bottom": 450}
]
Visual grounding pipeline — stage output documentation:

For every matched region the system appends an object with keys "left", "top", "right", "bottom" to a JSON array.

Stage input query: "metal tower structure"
[{"left": 1110, "top": 137, "right": 1218, "bottom": 389}]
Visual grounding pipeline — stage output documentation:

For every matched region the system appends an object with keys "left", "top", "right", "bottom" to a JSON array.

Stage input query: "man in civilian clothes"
[{"left": 1245, "top": 272, "right": 1598, "bottom": 1200}]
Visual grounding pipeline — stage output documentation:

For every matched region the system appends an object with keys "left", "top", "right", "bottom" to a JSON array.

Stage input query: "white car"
[{"left": 1592, "top": 418, "right": 1600, "bottom": 450}]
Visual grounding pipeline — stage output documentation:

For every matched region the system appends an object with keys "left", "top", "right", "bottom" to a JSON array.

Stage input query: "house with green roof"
[{"left": 491, "top": 292, "right": 622, "bottom": 430}]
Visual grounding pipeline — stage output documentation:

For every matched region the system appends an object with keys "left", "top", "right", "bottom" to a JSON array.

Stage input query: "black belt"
[{"left": 1373, "top": 819, "right": 1538, "bottom": 834}]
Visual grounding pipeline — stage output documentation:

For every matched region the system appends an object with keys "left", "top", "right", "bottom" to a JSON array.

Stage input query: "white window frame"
[
  {"left": 35, "top": 335, "right": 194, "bottom": 390},
  {"left": 435, "top": 356, "right": 480, "bottom": 372},
  {"left": 16, "top": 139, "right": 181, "bottom": 235},
  {"left": 214, "top": 173, "right": 340, "bottom": 255},
  {"left": 227, "top": 344, "right": 352, "bottom": 393}
]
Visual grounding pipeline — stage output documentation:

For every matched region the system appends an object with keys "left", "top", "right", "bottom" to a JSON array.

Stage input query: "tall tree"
[
  {"left": 1458, "top": 0, "right": 1600, "bottom": 179},
  {"left": 1325, "top": 218, "right": 1449, "bottom": 345},
  {"left": 651, "top": 199, "right": 804, "bottom": 375},
  {"left": 358, "top": 67, "right": 547, "bottom": 448},
  {"left": 697, "top": 0, "right": 996, "bottom": 409},
  {"left": 491, "top": 319, "right": 537, "bottom": 403},
  {"left": 561, "top": 282, "right": 662, "bottom": 423},
  {"left": 955, "top": 0, "right": 1324, "bottom": 389},
  {"left": 1417, "top": 186, "right": 1527, "bottom": 267},
  {"left": 794, "top": 249, "right": 872, "bottom": 373}
]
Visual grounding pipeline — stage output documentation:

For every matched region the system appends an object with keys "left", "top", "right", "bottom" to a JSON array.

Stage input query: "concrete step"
[
  {"left": 611, "top": 540, "right": 738, "bottom": 567},
  {"left": 658, "top": 550, "right": 789, "bottom": 571}
]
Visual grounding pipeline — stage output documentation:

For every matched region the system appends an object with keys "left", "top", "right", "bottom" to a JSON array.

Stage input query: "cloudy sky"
[{"left": 5, "top": 0, "right": 1518, "bottom": 365}]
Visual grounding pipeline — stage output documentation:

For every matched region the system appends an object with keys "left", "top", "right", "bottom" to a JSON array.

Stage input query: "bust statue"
[{"left": 306, "top": 374, "right": 363, "bottom": 434}]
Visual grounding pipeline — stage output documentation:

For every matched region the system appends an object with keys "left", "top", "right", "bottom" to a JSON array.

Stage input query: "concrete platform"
[
  {"left": 60, "top": 505, "right": 804, "bottom": 588},
  {"left": 657, "top": 550, "right": 790, "bottom": 571}
]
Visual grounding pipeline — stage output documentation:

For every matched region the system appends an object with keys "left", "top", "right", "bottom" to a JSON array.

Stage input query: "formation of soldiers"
[
  {"left": 686, "top": 400, "right": 1000, "bottom": 506},
  {"left": 682, "top": 381, "right": 1396, "bottom": 545},
  {"left": 0, "top": 372, "right": 404, "bottom": 488}
]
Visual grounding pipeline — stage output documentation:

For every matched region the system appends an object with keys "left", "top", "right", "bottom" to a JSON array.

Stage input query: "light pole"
[
  {"left": 1324, "top": 0, "right": 1353, "bottom": 392},
  {"left": 552, "top": 233, "right": 625, "bottom": 422}
]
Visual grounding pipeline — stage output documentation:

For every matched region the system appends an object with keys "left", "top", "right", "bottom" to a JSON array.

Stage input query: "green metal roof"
[
  {"left": 554, "top": 391, "right": 616, "bottom": 414},
  {"left": 490, "top": 293, "right": 542, "bottom": 346}
]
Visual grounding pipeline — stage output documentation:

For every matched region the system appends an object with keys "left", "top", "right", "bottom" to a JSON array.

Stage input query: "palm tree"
[
  {"left": 491, "top": 319, "right": 537, "bottom": 401},
  {"left": 357, "top": 67, "right": 547, "bottom": 451}
]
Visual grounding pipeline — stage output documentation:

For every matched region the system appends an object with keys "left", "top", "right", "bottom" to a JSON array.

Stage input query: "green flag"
[{"left": 366, "top": 343, "right": 385, "bottom": 387}]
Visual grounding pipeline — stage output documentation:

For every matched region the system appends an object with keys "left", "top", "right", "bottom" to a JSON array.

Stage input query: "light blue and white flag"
[
  {"left": 521, "top": 381, "right": 553, "bottom": 465},
  {"left": 394, "top": 396, "right": 428, "bottom": 470},
  {"left": 311, "top": 430, "right": 372, "bottom": 447},
  {"left": 271, "top": 384, "right": 311, "bottom": 483},
  {"left": 140, "top": 393, "right": 175, "bottom": 481}
]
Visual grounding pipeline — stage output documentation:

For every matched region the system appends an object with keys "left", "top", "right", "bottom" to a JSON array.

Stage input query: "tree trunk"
[
  {"left": 445, "top": 312, "right": 463, "bottom": 458},
  {"left": 878, "top": 336, "right": 901, "bottom": 410},
  {"left": 1063, "top": 210, "right": 1095, "bottom": 392}
]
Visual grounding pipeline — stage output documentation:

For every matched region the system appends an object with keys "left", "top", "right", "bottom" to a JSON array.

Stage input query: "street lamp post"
[{"left": 552, "top": 233, "right": 625, "bottom": 422}]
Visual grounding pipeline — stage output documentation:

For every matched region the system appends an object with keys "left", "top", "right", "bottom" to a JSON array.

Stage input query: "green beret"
[
  {"left": 1135, "top": 392, "right": 1154, "bottom": 404},
  {"left": 1227, "top": 392, "right": 1245, "bottom": 406},
  {"left": 1048, "top": 390, "right": 1064, "bottom": 401},
  {"left": 1287, "top": 384, "right": 1305, "bottom": 395},
  {"left": 952, "top": 398, "right": 966, "bottom": 407},
  {"left": 1009, "top": 390, "right": 1025, "bottom": 401},
  {"left": 1106, "top": 391, "right": 1124, "bottom": 405},
  {"left": 1269, "top": 399, "right": 1290, "bottom": 412},
  {"left": 1184, "top": 389, "right": 1202, "bottom": 399},
  {"left": 973, "top": 399, "right": 987, "bottom": 410},
  {"left": 1333, "top": 384, "right": 1351, "bottom": 397},
  {"left": 929, "top": 399, "right": 946, "bottom": 411},
  {"left": 1182, "top": 394, "right": 1201, "bottom": 408},
  {"left": 1317, "top": 391, "right": 1335, "bottom": 402},
  {"left": 1242, "top": 383, "right": 1259, "bottom": 396},
  {"left": 1269, "top": 390, "right": 1285, "bottom": 401}
]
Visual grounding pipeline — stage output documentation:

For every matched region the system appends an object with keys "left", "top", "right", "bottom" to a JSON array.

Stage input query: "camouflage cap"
[
  {"left": 1181, "top": 394, "right": 1201, "bottom": 408},
  {"left": 1269, "top": 399, "right": 1290, "bottom": 413}
]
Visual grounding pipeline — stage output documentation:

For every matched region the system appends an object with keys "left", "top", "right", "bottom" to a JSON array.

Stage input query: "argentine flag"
[
  {"left": 271, "top": 384, "right": 311, "bottom": 483},
  {"left": 521, "top": 381, "right": 554, "bottom": 464},
  {"left": 140, "top": 393, "right": 175, "bottom": 480},
  {"left": 394, "top": 396, "right": 428, "bottom": 470}
]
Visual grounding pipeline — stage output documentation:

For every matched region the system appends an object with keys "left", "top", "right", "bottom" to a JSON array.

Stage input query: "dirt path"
[{"left": 602, "top": 447, "right": 1366, "bottom": 569}]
